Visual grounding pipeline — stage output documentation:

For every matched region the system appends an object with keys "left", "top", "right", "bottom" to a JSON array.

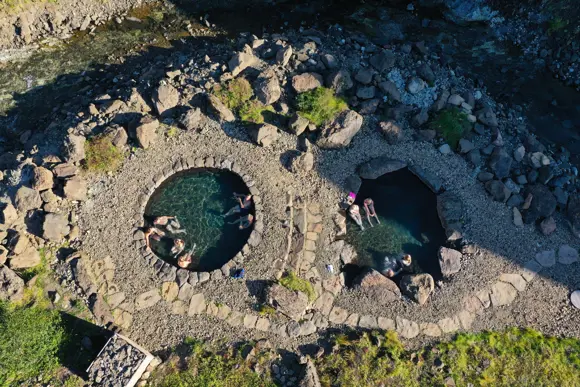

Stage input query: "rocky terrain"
[{"left": 0, "top": 0, "right": 579, "bottom": 384}]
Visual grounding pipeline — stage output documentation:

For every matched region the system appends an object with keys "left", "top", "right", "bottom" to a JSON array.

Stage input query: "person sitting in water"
[
  {"left": 363, "top": 198, "right": 380, "bottom": 227},
  {"left": 223, "top": 193, "right": 253, "bottom": 217},
  {"left": 170, "top": 238, "right": 185, "bottom": 257},
  {"left": 144, "top": 227, "right": 165, "bottom": 250},
  {"left": 177, "top": 244, "right": 197, "bottom": 269},
  {"left": 348, "top": 204, "right": 365, "bottom": 231},
  {"left": 229, "top": 214, "right": 254, "bottom": 230},
  {"left": 381, "top": 253, "right": 412, "bottom": 277},
  {"left": 153, "top": 216, "right": 186, "bottom": 234}
]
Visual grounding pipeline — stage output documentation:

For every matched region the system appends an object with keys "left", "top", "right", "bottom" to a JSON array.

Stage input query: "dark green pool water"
[
  {"left": 144, "top": 168, "right": 253, "bottom": 272},
  {"left": 345, "top": 168, "right": 446, "bottom": 280}
]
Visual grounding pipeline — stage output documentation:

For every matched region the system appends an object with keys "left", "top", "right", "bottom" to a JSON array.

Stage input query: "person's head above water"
[
  {"left": 174, "top": 239, "right": 185, "bottom": 248},
  {"left": 384, "top": 268, "right": 395, "bottom": 277},
  {"left": 364, "top": 198, "right": 373, "bottom": 205},
  {"left": 401, "top": 254, "right": 412, "bottom": 266}
]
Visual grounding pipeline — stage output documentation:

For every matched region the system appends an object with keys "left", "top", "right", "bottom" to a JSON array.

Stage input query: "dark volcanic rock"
[{"left": 522, "top": 184, "right": 557, "bottom": 224}]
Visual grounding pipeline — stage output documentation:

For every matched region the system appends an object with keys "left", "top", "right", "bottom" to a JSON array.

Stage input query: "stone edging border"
[{"left": 130, "top": 156, "right": 265, "bottom": 287}]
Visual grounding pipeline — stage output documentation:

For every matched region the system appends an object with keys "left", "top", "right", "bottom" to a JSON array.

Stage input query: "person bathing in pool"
[
  {"left": 363, "top": 198, "right": 380, "bottom": 227},
  {"left": 381, "top": 254, "right": 412, "bottom": 278},
  {"left": 153, "top": 216, "right": 186, "bottom": 234},
  {"left": 223, "top": 193, "right": 253, "bottom": 217},
  {"left": 229, "top": 214, "right": 254, "bottom": 230},
  {"left": 348, "top": 204, "right": 365, "bottom": 231},
  {"left": 177, "top": 244, "right": 197, "bottom": 269},
  {"left": 171, "top": 238, "right": 185, "bottom": 257},
  {"left": 144, "top": 227, "right": 165, "bottom": 250}
]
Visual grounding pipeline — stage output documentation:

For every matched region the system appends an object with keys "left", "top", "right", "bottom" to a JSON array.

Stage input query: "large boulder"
[
  {"left": 63, "top": 177, "right": 88, "bottom": 201},
  {"left": 316, "top": 110, "right": 363, "bottom": 149},
  {"left": 53, "top": 163, "right": 77, "bottom": 178},
  {"left": 485, "top": 180, "right": 511, "bottom": 202},
  {"left": 288, "top": 114, "right": 310, "bottom": 136},
  {"left": 352, "top": 268, "right": 401, "bottom": 302},
  {"left": 475, "top": 106, "right": 499, "bottom": 127},
  {"left": 488, "top": 147, "right": 512, "bottom": 179},
  {"left": 378, "top": 81, "right": 402, "bottom": 103},
  {"left": 292, "top": 73, "right": 324, "bottom": 93},
  {"left": 228, "top": 51, "right": 258, "bottom": 76},
  {"left": 400, "top": 274, "right": 434, "bottom": 305},
  {"left": 522, "top": 184, "right": 557, "bottom": 224},
  {"left": 266, "top": 283, "right": 309, "bottom": 321},
  {"left": 14, "top": 186, "right": 42, "bottom": 212},
  {"left": 0, "top": 266, "right": 24, "bottom": 302},
  {"left": 276, "top": 45, "right": 293, "bottom": 67},
  {"left": 178, "top": 108, "right": 204, "bottom": 131},
  {"left": 0, "top": 202, "right": 18, "bottom": 228},
  {"left": 369, "top": 50, "right": 396, "bottom": 73},
  {"left": 291, "top": 152, "right": 315, "bottom": 174},
  {"left": 357, "top": 156, "right": 406, "bottom": 179},
  {"left": 253, "top": 124, "right": 280, "bottom": 147},
  {"left": 63, "top": 134, "right": 86, "bottom": 163},
  {"left": 207, "top": 95, "right": 235, "bottom": 122},
  {"left": 378, "top": 120, "right": 403, "bottom": 144},
  {"left": 32, "top": 166, "right": 54, "bottom": 191},
  {"left": 254, "top": 71, "right": 281, "bottom": 105},
  {"left": 133, "top": 115, "right": 159, "bottom": 149},
  {"left": 43, "top": 213, "right": 70, "bottom": 242},
  {"left": 9, "top": 244, "right": 41, "bottom": 269},
  {"left": 438, "top": 247, "right": 462, "bottom": 276},
  {"left": 436, "top": 191, "right": 464, "bottom": 238},
  {"left": 152, "top": 83, "right": 180, "bottom": 116},
  {"left": 326, "top": 69, "right": 353, "bottom": 94}
]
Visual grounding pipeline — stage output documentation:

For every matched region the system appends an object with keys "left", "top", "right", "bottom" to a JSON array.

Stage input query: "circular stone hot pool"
[{"left": 144, "top": 168, "right": 254, "bottom": 272}]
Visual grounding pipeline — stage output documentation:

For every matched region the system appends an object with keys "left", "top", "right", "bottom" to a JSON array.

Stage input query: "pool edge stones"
[{"left": 137, "top": 157, "right": 264, "bottom": 286}]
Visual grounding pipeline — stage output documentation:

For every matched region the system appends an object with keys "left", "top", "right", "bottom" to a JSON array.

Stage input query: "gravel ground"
[{"left": 79, "top": 106, "right": 580, "bottom": 353}]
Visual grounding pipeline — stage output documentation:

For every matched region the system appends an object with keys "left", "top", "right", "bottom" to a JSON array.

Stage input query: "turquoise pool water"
[
  {"left": 144, "top": 169, "right": 253, "bottom": 272},
  {"left": 345, "top": 168, "right": 446, "bottom": 280}
]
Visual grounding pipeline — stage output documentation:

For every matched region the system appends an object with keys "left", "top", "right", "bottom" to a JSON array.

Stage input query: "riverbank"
[{"left": 0, "top": 0, "right": 151, "bottom": 50}]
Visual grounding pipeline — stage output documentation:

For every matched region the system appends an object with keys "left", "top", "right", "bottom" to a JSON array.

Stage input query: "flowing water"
[
  {"left": 345, "top": 169, "right": 446, "bottom": 280},
  {"left": 144, "top": 169, "right": 253, "bottom": 272}
]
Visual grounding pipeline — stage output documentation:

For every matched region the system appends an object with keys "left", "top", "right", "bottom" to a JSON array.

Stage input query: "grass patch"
[
  {"left": 0, "top": 0, "right": 57, "bottom": 13},
  {"left": 0, "top": 302, "right": 65, "bottom": 386},
  {"left": 431, "top": 328, "right": 580, "bottom": 386},
  {"left": 151, "top": 340, "right": 276, "bottom": 387},
  {"left": 258, "top": 304, "right": 276, "bottom": 316},
  {"left": 279, "top": 271, "right": 316, "bottom": 302},
  {"left": 431, "top": 108, "right": 470, "bottom": 149},
  {"left": 84, "top": 134, "right": 124, "bottom": 173},
  {"left": 239, "top": 100, "right": 275, "bottom": 124},
  {"left": 213, "top": 78, "right": 253, "bottom": 111},
  {"left": 166, "top": 126, "right": 180, "bottom": 138},
  {"left": 548, "top": 17, "right": 568, "bottom": 34},
  {"left": 296, "top": 87, "right": 347, "bottom": 126},
  {"left": 149, "top": 328, "right": 580, "bottom": 387}
]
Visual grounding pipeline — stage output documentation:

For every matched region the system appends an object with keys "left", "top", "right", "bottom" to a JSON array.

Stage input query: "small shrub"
[
  {"left": 214, "top": 78, "right": 253, "bottom": 111},
  {"left": 166, "top": 126, "right": 180, "bottom": 138},
  {"left": 239, "top": 100, "right": 275, "bottom": 124},
  {"left": 431, "top": 108, "right": 470, "bottom": 148},
  {"left": 258, "top": 304, "right": 276, "bottom": 316},
  {"left": 296, "top": 87, "right": 347, "bottom": 126},
  {"left": 85, "top": 134, "right": 124, "bottom": 172},
  {"left": 548, "top": 17, "right": 567, "bottom": 34},
  {"left": 279, "top": 271, "right": 316, "bottom": 302},
  {"left": 0, "top": 303, "right": 65, "bottom": 385}
]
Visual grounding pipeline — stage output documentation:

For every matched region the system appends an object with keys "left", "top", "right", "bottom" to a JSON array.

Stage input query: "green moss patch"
[
  {"left": 84, "top": 134, "right": 124, "bottom": 173},
  {"left": 296, "top": 87, "right": 347, "bottom": 126},
  {"left": 279, "top": 271, "right": 316, "bottom": 302},
  {"left": 431, "top": 108, "right": 470, "bottom": 149}
]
